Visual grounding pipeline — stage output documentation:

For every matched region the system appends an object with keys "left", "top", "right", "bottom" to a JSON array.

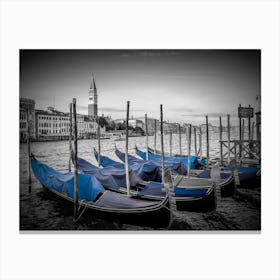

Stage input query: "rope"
[{"left": 74, "top": 200, "right": 87, "bottom": 222}]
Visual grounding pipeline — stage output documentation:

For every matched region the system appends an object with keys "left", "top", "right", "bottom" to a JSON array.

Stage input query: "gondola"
[
  {"left": 94, "top": 147, "right": 186, "bottom": 181},
  {"left": 142, "top": 147, "right": 260, "bottom": 189},
  {"left": 91, "top": 150, "right": 217, "bottom": 212},
  {"left": 31, "top": 156, "right": 170, "bottom": 228},
  {"left": 222, "top": 165, "right": 261, "bottom": 188},
  {"left": 115, "top": 148, "right": 235, "bottom": 198},
  {"left": 135, "top": 146, "right": 203, "bottom": 169},
  {"left": 148, "top": 146, "right": 207, "bottom": 166}
]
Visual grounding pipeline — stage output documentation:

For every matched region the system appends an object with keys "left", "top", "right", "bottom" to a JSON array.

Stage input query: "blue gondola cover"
[
  {"left": 74, "top": 155, "right": 144, "bottom": 190},
  {"left": 136, "top": 148, "right": 198, "bottom": 170},
  {"left": 31, "top": 159, "right": 105, "bottom": 201}
]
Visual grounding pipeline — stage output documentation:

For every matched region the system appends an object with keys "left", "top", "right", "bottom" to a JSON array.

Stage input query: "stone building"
[
  {"left": 20, "top": 98, "right": 36, "bottom": 141},
  {"left": 35, "top": 107, "right": 70, "bottom": 141}
]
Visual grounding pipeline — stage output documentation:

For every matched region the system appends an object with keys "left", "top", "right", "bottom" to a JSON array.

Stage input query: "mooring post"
[
  {"left": 206, "top": 115, "right": 209, "bottom": 168},
  {"left": 169, "top": 128, "right": 172, "bottom": 156},
  {"left": 239, "top": 104, "right": 242, "bottom": 158},
  {"left": 68, "top": 103, "right": 72, "bottom": 172},
  {"left": 125, "top": 101, "right": 130, "bottom": 196},
  {"left": 188, "top": 124, "right": 191, "bottom": 177},
  {"left": 227, "top": 114, "right": 231, "bottom": 165},
  {"left": 219, "top": 116, "right": 223, "bottom": 166},
  {"left": 241, "top": 118, "right": 245, "bottom": 160},
  {"left": 179, "top": 124, "right": 182, "bottom": 155},
  {"left": 145, "top": 113, "right": 148, "bottom": 160},
  {"left": 241, "top": 119, "right": 245, "bottom": 141},
  {"left": 154, "top": 119, "right": 157, "bottom": 154},
  {"left": 27, "top": 109, "right": 31, "bottom": 193},
  {"left": 248, "top": 104, "right": 251, "bottom": 141},
  {"left": 160, "top": 104, "right": 165, "bottom": 184},
  {"left": 251, "top": 121, "right": 255, "bottom": 141},
  {"left": 72, "top": 98, "right": 79, "bottom": 222},
  {"left": 194, "top": 126, "right": 197, "bottom": 156},
  {"left": 199, "top": 125, "right": 202, "bottom": 160},
  {"left": 97, "top": 118, "right": 101, "bottom": 167}
]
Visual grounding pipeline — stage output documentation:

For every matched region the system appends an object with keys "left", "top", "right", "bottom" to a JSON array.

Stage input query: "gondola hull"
[
  {"left": 42, "top": 185, "right": 171, "bottom": 229},
  {"left": 90, "top": 150, "right": 217, "bottom": 212},
  {"left": 219, "top": 175, "right": 236, "bottom": 197},
  {"left": 175, "top": 185, "right": 216, "bottom": 212}
]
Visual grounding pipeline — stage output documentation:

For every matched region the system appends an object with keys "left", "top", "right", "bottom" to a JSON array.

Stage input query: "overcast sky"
[{"left": 20, "top": 50, "right": 260, "bottom": 125}]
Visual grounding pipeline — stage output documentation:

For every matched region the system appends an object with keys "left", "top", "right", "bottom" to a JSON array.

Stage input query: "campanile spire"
[{"left": 88, "top": 74, "right": 97, "bottom": 117}]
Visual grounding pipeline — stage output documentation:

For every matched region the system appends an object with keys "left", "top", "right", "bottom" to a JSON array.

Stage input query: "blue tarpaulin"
[
  {"left": 31, "top": 159, "right": 105, "bottom": 202},
  {"left": 94, "top": 149, "right": 162, "bottom": 182},
  {"left": 223, "top": 166, "right": 260, "bottom": 182},
  {"left": 74, "top": 155, "right": 144, "bottom": 190},
  {"left": 115, "top": 149, "right": 187, "bottom": 176},
  {"left": 136, "top": 148, "right": 199, "bottom": 170},
  {"left": 137, "top": 182, "right": 208, "bottom": 198}
]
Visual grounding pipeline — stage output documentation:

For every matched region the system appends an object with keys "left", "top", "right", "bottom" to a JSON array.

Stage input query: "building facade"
[
  {"left": 35, "top": 107, "right": 70, "bottom": 141},
  {"left": 35, "top": 107, "right": 102, "bottom": 141},
  {"left": 19, "top": 98, "right": 103, "bottom": 142},
  {"left": 20, "top": 98, "right": 36, "bottom": 141}
]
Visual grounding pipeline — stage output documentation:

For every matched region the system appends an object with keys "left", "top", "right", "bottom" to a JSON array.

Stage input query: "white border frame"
[{"left": 1, "top": 1, "right": 280, "bottom": 279}]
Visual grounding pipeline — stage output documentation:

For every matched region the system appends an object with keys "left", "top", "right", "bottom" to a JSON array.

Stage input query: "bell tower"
[
  {"left": 88, "top": 74, "right": 97, "bottom": 117},
  {"left": 93, "top": 78, "right": 98, "bottom": 117}
]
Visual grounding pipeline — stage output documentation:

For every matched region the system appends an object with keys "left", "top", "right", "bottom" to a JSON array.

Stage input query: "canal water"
[{"left": 20, "top": 131, "right": 261, "bottom": 231}]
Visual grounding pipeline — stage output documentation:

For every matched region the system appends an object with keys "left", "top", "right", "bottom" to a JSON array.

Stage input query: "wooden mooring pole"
[
  {"left": 194, "top": 126, "right": 197, "bottom": 156},
  {"left": 241, "top": 119, "right": 245, "bottom": 141},
  {"left": 219, "top": 116, "right": 223, "bottom": 166},
  {"left": 227, "top": 114, "right": 231, "bottom": 165},
  {"left": 169, "top": 129, "right": 172, "bottom": 156},
  {"left": 160, "top": 104, "right": 165, "bottom": 184},
  {"left": 199, "top": 125, "right": 202, "bottom": 161},
  {"left": 72, "top": 98, "right": 79, "bottom": 222},
  {"left": 206, "top": 116, "right": 209, "bottom": 168},
  {"left": 27, "top": 109, "right": 31, "bottom": 193},
  {"left": 239, "top": 104, "right": 242, "bottom": 158},
  {"left": 248, "top": 104, "right": 251, "bottom": 141},
  {"left": 97, "top": 118, "right": 101, "bottom": 167},
  {"left": 188, "top": 124, "right": 191, "bottom": 177},
  {"left": 68, "top": 103, "right": 72, "bottom": 172},
  {"left": 154, "top": 119, "right": 157, "bottom": 154},
  {"left": 125, "top": 101, "right": 130, "bottom": 195},
  {"left": 145, "top": 113, "right": 148, "bottom": 160},
  {"left": 251, "top": 121, "right": 255, "bottom": 141},
  {"left": 179, "top": 124, "right": 182, "bottom": 155}
]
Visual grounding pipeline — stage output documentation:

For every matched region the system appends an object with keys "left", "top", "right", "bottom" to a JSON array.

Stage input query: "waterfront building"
[
  {"left": 137, "top": 117, "right": 160, "bottom": 135},
  {"left": 76, "top": 114, "right": 105, "bottom": 138},
  {"left": 35, "top": 107, "right": 70, "bottom": 141},
  {"left": 20, "top": 98, "right": 36, "bottom": 141},
  {"left": 35, "top": 106, "right": 102, "bottom": 141},
  {"left": 128, "top": 119, "right": 144, "bottom": 130},
  {"left": 88, "top": 74, "right": 98, "bottom": 118}
]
